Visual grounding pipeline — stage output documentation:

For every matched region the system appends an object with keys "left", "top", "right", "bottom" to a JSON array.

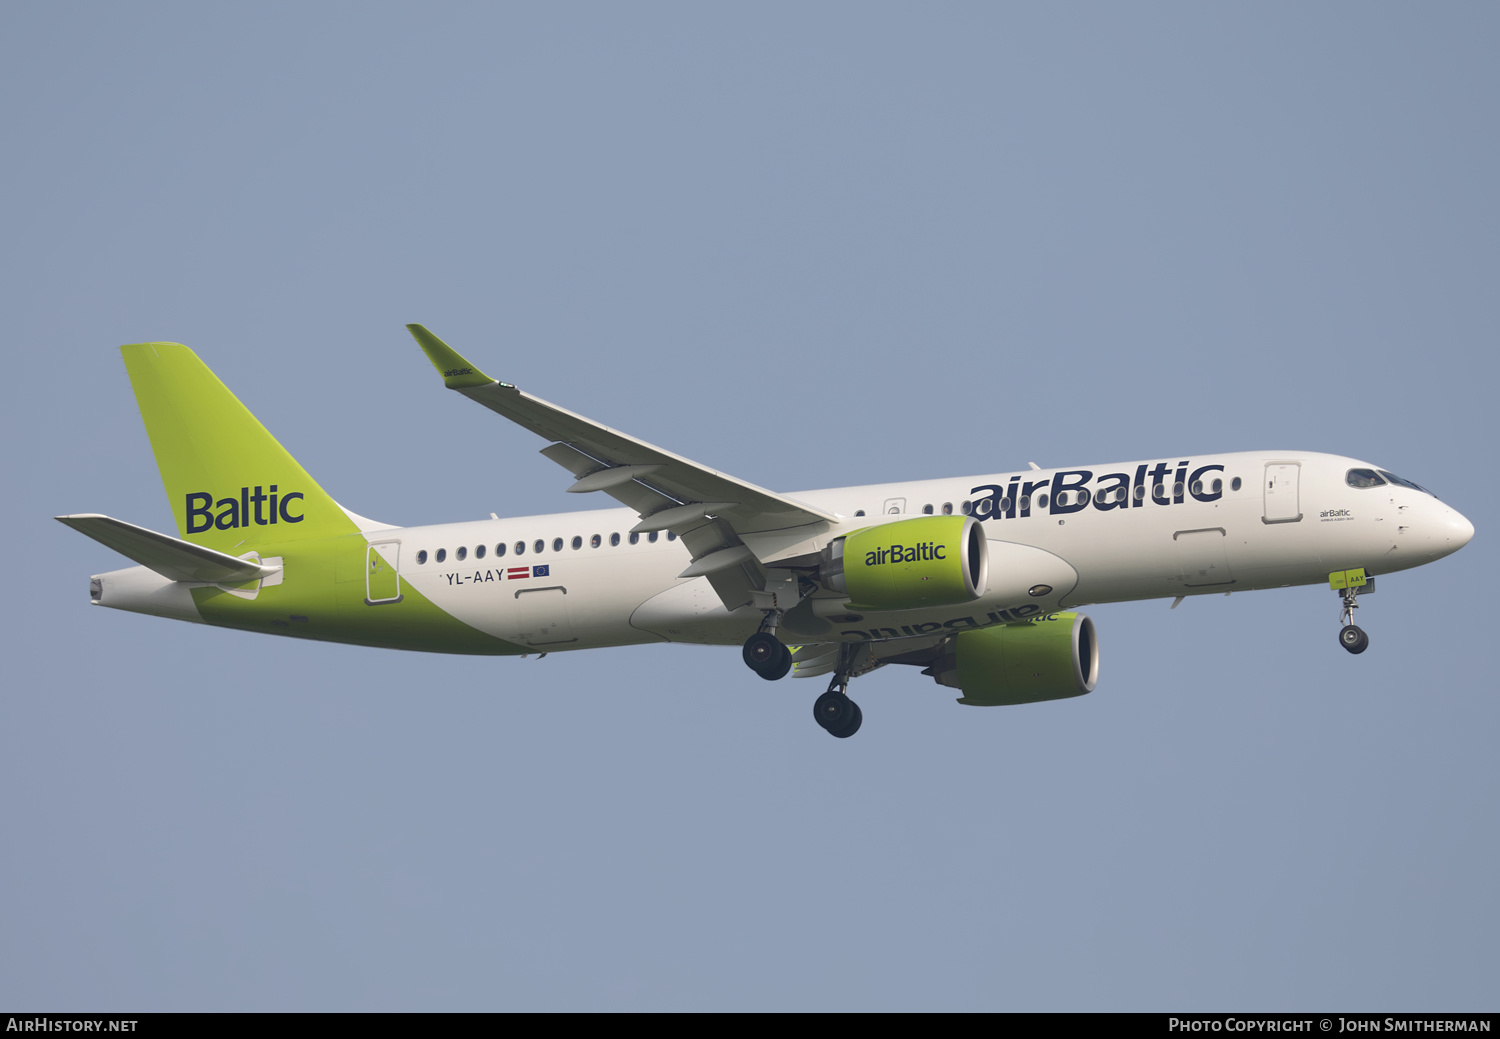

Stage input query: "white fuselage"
[{"left": 363, "top": 451, "right": 1472, "bottom": 652}]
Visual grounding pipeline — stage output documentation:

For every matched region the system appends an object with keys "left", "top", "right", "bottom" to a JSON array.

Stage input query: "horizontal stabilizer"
[{"left": 55, "top": 514, "right": 279, "bottom": 584}]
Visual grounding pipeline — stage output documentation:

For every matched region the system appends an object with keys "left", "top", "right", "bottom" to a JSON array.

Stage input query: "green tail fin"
[{"left": 122, "top": 342, "right": 359, "bottom": 550}]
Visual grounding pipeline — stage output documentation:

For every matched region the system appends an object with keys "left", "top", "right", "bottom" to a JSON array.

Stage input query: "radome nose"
[{"left": 1446, "top": 508, "right": 1475, "bottom": 550}]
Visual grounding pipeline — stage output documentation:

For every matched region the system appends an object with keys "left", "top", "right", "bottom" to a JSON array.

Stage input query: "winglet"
[{"left": 407, "top": 324, "right": 496, "bottom": 389}]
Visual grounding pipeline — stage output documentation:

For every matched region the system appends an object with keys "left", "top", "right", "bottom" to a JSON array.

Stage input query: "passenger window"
[
  {"left": 1152, "top": 483, "right": 1164, "bottom": 499},
  {"left": 1019, "top": 496, "right": 1031, "bottom": 511},
  {"left": 1037, "top": 493, "right": 1050, "bottom": 509},
  {"left": 942, "top": 502, "right": 952, "bottom": 515},
  {"left": 649, "top": 532, "right": 659, "bottom": 543},
  {"left": 1134, "top": 486, "right": 1145, "bottom": 500},
  {"left": 436, "top": 548, "right": 447, "bottom": 563},
  {"left": 552, "top": 538, "right": 563, "bottom": 552},
  {"left": 457, "top": 546, "right": 467, "bottom": 561},
  {"left": 961, "top": 501, "right": 971, "bottom": 514},
  {"left": 629, "top": 532, "right": 640, "bottom": 545},
  {"left": 1056, "top": 492, "right": 1068, "bottom": 507},
  {"left": 922, "top": 504, "right": 934, "bottom": 514},
  {"left": 1000, "top": 498, "right": 1012, "bottom": 512},
  {"left": 591, "top": 534, "right": 602, "bottom": 548},
  {"left": 1191, "top": 481, "right": 1202, "bottom": 496},
  {"left": 1231, "top": 477, "right": 1242, "bottom": 492},
  {"left": 1173, "top": 482, "right": 1184, "bottom": 498},
  {"left": 496, "top": 543, "right": 507, "bottom": 558},
  {"left": 667, "top": 531, "right": 676, "bottom": 541},
  {"left": 854, "top": 510, "right": 865, "bottom": 517},
  {"left": 1211, "top": 479, "right": 1222, "bottom": 495},
  {"left": 515, "top": 541, "right": 525, "bottom": 556},
  {"left": 475, "top": 544, "right": 486, "bottom": 559},
  {"left": 533, "top": 540, "right": 544, "bottom": 554},
  {"left": 610, "top": 533, "right": 620, "bottom": 547},
  {"left": 416, "top": 550, "right": 428, "bottom": 565},
  {"left": 571, "top": 536, "right": 582, "bottom": 550}
]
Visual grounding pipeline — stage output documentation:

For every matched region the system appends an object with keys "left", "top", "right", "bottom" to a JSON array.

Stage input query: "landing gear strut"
[
  {"left": 1337, "top": 583, "right": 1369, "bottom": 655},
  {"left": 742, "top": 611, "right": 791, "bottom": 680},
  {"left": 812, "top": 652, "right": 862, "bottom": 739}
]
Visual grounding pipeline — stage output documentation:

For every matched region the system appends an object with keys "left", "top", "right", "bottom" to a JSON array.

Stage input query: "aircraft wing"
[{"left": 409, "top": 324, "right": 839, "bottom": 609}]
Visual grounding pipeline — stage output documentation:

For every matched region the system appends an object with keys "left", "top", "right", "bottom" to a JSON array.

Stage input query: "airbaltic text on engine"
[{"left": 865, "top": 541, "right": 946, "bottom": 565}]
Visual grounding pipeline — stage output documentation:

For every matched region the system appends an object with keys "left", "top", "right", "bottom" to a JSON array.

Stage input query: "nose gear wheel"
[{"left": 1339, "top": 624, "right": 1369, "bottom": 654}]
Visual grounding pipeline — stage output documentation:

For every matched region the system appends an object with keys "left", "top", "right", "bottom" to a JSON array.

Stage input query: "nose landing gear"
[{"left": 1333, "top": 569, "right": 1374, "bottom": 655}]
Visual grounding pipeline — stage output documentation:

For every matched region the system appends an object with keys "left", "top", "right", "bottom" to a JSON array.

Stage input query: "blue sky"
[{"left": 3, "top": 2, "right": 1496, "bottom": 1010}]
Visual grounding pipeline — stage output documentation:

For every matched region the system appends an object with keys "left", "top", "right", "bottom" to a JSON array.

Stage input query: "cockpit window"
[
  {"left": 1377, "top": 470, "right": 1434, "bottom": 495},
  {"left": 1346, "top": 469, "right": 1386, "bottom": 489}
]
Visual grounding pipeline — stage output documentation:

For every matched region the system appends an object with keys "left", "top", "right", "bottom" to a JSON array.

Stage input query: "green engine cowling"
[
  {"left": 824, "top": 515, "right": 988, "bottom": 611},
  {"left": 929, "top": 611, "right": 1098, "bottom": 706}
]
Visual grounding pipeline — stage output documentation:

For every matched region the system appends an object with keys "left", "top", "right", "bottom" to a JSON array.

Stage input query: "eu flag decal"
[{"left": 533, "top": 564, "right": 550, "bottom": 578}]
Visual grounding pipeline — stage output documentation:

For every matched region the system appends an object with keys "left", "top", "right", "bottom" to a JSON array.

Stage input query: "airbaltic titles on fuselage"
[
  {"left": 841, "top": 602, "right": 1046, "bottom": 641},
  {"left": 967, "top": 461, "right": 1226, "bottom": 520}
]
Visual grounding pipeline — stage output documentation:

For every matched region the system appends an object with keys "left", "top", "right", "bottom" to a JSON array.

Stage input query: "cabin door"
[
  {"left": 1263, "top": 463, "right": 1303, "bottom": 524},
  {"left": 366, "top": 541, "right": 402, "bottom": 604}
]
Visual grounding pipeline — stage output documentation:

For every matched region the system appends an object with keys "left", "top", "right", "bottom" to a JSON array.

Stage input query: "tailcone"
[{"left": 90, "top": 565, "right": 204, "bottom": 624}]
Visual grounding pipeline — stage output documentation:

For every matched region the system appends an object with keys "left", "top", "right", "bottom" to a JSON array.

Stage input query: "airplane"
[{"left": 58, "top": 326, "right": 1476, "bottom": 738}]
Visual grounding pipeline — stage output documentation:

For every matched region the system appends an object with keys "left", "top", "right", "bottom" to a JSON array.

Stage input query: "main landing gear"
[
  {"left": 813, "top": 676, "right": 862, "bottom": 739},
  {"left": 742, "top": 616, "right": 867, "bottom": 738},
  {"left": 741, "top": 625, "right": 867, "bottom": 739},
  {"left": 1337, "top": 581, "right": 1371, "bottom": 655},
  {"left": 810, "top": 644, "right": 863, "bottom": 739},
  {"left": 742, "top": 612, "right": 791, "bottom": 681}
]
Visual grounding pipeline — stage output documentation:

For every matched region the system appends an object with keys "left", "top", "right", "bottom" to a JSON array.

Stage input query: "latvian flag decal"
[{"left": 507, "top": 565, "right": 550, "bottom": 580}]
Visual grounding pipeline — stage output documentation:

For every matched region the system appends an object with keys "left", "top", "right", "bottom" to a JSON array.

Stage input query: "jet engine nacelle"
[
  {"left": 820, "top": 515, "right": 989, "bottom": 612},
  {"left": 929, "top": 611, "right": 1098, "bottom": 706}
]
